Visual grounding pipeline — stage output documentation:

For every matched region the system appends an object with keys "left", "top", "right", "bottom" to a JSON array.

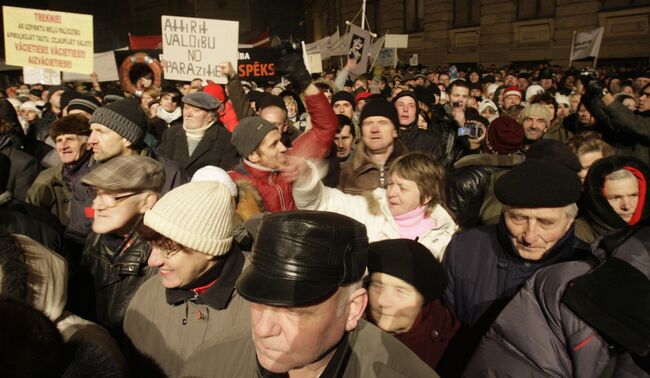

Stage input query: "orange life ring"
[{"left": 118, "top": 52, "right": 163, "bottom": 95}]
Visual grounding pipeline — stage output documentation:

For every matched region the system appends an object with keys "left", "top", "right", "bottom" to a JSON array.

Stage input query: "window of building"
[
  {"left": 517, "top": 0, "right": 555, "bottom": 20},
  {"left": 602, "top": 0, "right": 650, "bottom": 9},
  {"left": 453, "top": 0, "right": 480, "bottom": 27},
  {"left": 405, "top": 0, "right": 424, "bottom": 32}
]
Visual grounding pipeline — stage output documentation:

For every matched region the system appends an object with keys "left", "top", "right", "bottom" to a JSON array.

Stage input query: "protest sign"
[
  {"left": 63, "top": 51, "right": 120, "bottom": 82},
  {"left": 23, "top": 67, "right": 61, "bottom": 85},
  {"left": 3, "top": 6, "right": 94, "bottom": 74},
  {"left": 346, "top": 24, "right": 372, "bottom": 76},
  {"left": 162, "top": 15, "right": 238, "bottom": 84},
  {"left": 385, "top": 34, "right": 408, "bottom": 49},
  {"left": 237, "top": 48, "right": 282, "bottom": 80},
  {"left": 376, "top": 48, "right": 396, "bottom": 68},
  {"left": 570, "top": 27, "right": 604, "bottom": 64}
]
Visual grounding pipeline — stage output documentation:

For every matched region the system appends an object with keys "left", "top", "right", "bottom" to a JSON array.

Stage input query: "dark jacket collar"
[{"left": 165, "top": 243, "right": 245, "bottom": 309}]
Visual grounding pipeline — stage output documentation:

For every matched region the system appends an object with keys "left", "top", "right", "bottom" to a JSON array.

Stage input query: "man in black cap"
[
  {"left": 440, "top": 158, "right": 591, "bottom": 372},
  {"left": 180, "top": 211, "right": 436, "bottom": 377},
  {"left": 158, "top": 91, "right": 239, "bottom": 176}
]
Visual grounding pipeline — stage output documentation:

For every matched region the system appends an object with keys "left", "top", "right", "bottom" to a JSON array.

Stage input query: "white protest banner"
[
  {"left": 570, "top": 27, "right": 605, "bottom": 62},
  {"left": 62, "top": 51, "right": 119, "bottom": 82},
  {"left": 346, "top": 24, "right": 372, "bottom": 76},
  {"left": 3, "top": 6, "right": 94, "bottom": 74},
  {"left": 376, "top": 48, "right": 396, "bottom": 68},
  {"left": 307, "top": 53, "right": 323, "bottom": 74},
  {"left": 385, "top": 34, "right": 408, "bottom": 49},
  {"left": 162, "top": 15, "right": 238, "bottom": 84},
  {"left": 23, "top": 66, "right": 61, "bottom": 85}
]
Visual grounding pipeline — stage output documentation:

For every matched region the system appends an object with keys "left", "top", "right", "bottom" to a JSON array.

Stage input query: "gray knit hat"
[
  {"left": 89, "top": 98, "right": 147, "bottom": 145},
  {"left": 81, "top": 155, "right": 165, "bottom": 192},
  {"left": 144, "top": 181, "right": 235, "bottom": 256},
  {"left": 231, "top": 116, "right": 277, "bottom": 158}
]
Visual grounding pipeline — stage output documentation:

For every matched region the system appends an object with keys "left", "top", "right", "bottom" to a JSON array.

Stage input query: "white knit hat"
[
  {"left": 555, "top": 93, "right": 570, "bottom": 107},
  {"left": 19, "top": 101, "right": 42, "bottom": 118},
  {"left": 144, "top": 181, "right": 235, "bottom": 256},
  {"left": 191, "top": 166, "right": 238, "bottom": 198},
  {"left": 525, "top": 85, "right": 545, "bottom": 102}
]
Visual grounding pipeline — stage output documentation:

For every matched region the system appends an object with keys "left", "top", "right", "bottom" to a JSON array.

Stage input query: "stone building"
[{"left": 305, "top": 0, "right": 650, "bottom": 67}]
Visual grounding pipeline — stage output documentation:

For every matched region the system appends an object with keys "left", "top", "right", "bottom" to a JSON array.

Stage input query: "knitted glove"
[{"left": 276, "top": 54, "right": 312, "bottom": 94}]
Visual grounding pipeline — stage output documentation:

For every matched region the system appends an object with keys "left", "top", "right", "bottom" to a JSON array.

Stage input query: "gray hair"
[{"left": 606, "top": 168, "right": 635, "bottom": 182}]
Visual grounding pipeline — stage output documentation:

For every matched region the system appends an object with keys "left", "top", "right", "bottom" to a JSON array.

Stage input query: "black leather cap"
[{"left": 236, "top": 211, "right": 368, "bottom": 306}]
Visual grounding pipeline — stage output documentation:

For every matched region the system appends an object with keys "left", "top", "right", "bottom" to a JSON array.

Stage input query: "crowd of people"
[{"left": 0, "top": 52, "right": 649, "bottom": 377}]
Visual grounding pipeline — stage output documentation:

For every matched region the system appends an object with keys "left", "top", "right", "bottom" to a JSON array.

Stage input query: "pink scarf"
[{"left": 393, "top": 206, "right": 435, "bottom": 240}]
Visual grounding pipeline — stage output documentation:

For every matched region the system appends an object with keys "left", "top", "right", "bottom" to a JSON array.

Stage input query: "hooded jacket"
[
  {"left": 464, "top": 223, "right": 650, "bottom": 377},
  {"left": 391, "top": 91, "right": 444, "bottom": 159},
  {"left": 575, "top": 155, "right": 650, "bottom": 244}
]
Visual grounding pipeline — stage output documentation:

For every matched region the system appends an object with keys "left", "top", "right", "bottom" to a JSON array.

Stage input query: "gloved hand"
[{"left": 276, "top": 54, "right": 312, "bottom": 94}]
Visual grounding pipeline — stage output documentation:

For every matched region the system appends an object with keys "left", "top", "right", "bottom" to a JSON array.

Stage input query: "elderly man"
[
  {"left": 520, "top": 103, "right": 551, "bottom": 149},
  {"left": 27, "top": 114, "right": 92, "bottom": 226},
  {"left": 501, "top": 86, "right": 522, "bottom": 111},
  {"left": 441, "top": 158, "right": 591, "bottom": 371},
  {"left": 72, "top": 156, "right": 164, "bottom": 339},
  {"left": 180, "top": 211, "right": 436, "bottom": 377},
  {"left": 123, "top": 181, "right": 250, "bottom": 377},
  {"left": 158, "top": 91, "right": 239, "bottom": 176}
]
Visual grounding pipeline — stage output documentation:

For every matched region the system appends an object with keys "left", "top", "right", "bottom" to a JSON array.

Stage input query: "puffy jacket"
[
  {"left": 73, "top": 231, "right": 156, "bottom": 338},
  {"left": 229, "top": 160, "right": 295, "bottom": 212},
  {"left": 464, "top": 224, "right": 650, "bottom": 377},
  {"left": 445, "top": 153, "right": 524, "bottom": 229},
  {"left": 294, "top": 161, "right": 458, "bottom": 260}
]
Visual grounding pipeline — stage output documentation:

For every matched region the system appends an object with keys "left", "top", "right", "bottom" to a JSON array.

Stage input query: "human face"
[
  {"left": 250, "top": 288, "right": 361, "bottom": 374},
  {"left": 504, "top": 207, "right": 573, "bottom": 260},
  {"left": 333, "top": 100, "right": 354, "bottom": 119},
  {"left": 635, "top": 77, "right": 650, "bottom": 90},
  {"left": 502, "top": 95, "right": 521, "bottom": 110},
  {"left": 557, "top": 103, "right": 570, "bottom": 119},
  {"left": 578, "top": 104, "right": 595, "bottom": 125},
  {"left": 504, "top": 74, "right": 516, "bottom": 86},
  {"left": 522, "top": 116, "right": 548, "bottom": 141},
  {"left": 250, "top": 129, "right": 287, "bottom": 170},
  {"left": 368, "top": 273, "right": 424, "bottom": 334},
  {"left": 604, "top": 176, "right": 639, "bottom": 222},
  {"left": 20, "top": 109, "right": 38, "bottom": 122},
  {"left": 469, "top": 72, "right": 480, "bottom": 83},
  {"left": 540, "top": 78, "right": 553, "bottom": 90},
  {"left": 91, "top": 189, "right": 147, "bottom": 235},
  {"left": 570, "top": 95, "right": 581, "bottom": 113},
  {"left": 148, "top": 244, "right": 216, "bottom": 288},
  {"left": 55, "top": 134, "right": 88, "bottom": 164},
  {"left": 183, "top": 103, "right": 214, "bottom": 130},
  {"left": 640, "top": 88, "right": 650, "bottom": 112},
  {"left": 518, "top": 78, "right": 529, "bottom": 91},
  {"left": 361, "top": 116, "right": 397, "bottom": 154},
  {"left": 577, "top": 151, "right": 603, "bottom": 184},
  {"left": 449, "top": 86, "right": 470, "bottom": 110},
  {"left": 260, "top": 106, "right": 289, "bottom": 133},
  {"left": 49, "top": 89, "right": 64, "bottom": 111},
  {"left": 335, "top": 125, "right": 354, "bottom": 159},
  {"left": 285, "top": 100, "right": 297, "bottom": 118},
  {"left": 88, "top": 123, "right": 130, "bottom": 162},
  {"left": 439, "top": 74, "right": 450, "bottom": 88},
  {"left": 159, "top": 94, "right": 177, "bottom": 113},
  {"left": 395, "top": 96, "right": 417, "bottom": 126},
  {"left": 387, "top": 172, "right": 425, "bottom": 217},
  {"left": 140, "top": 93, "right": 154, "bottom": 110}
]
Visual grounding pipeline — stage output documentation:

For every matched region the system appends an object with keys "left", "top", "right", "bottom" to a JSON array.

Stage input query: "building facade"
[{"left": 306, "top": 0, "right": 650, "bottom": 68}]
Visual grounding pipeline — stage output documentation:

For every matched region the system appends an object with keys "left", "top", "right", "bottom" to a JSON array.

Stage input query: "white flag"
[{"left": 570, "top": 27, "right": 605, "bottom": 61}]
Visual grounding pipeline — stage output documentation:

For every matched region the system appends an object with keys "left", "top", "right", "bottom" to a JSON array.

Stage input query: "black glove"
[{"left": 276, "top": 54, "right": 311, "bottom": 94}]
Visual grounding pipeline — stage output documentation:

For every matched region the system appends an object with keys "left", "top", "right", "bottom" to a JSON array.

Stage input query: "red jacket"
[{"left": 228, "top": 91, "right": 337, "bottom": 213}]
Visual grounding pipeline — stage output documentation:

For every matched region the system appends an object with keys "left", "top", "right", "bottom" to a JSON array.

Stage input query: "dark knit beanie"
[
  {"left": 360, "top": 98, "right": 400, "bottom": 131},
  {"left": 413, "top": 87, "right": 436, "bottom": 106},
  {"left": 495, "top": 158, "right": 581, "bottom": 207},
  {"left": 465, "top": 108, "right": 490, "bottom": 128},
  {"left": 331, "top": 91, "right": 355, "bottom": 107},
  {"left": 367, "top": 239, "right": 447, "bottom": 304},
  {"left": 66, "top": 95, "right": 101, "bottom": 115},
  {"left": 89, "top": 98, "right": 147, "bottom": 145},
  {"left": 485, "top": 116, "right": 524, "bottom": 154},
  {"left": 49, "top": 114, "right": 90, "bottom": 140},
  {"left": 60, "top": 91, "right": 80, "bottom": 111},
  {"left": 231, "top": 116, "right": 277, "bottom": 158},
  {"left": 527, "top": 139, "right": 582, "bottom": 172},
  {"left": 257, "top": 94, "right": 286, "bottom": 113}
]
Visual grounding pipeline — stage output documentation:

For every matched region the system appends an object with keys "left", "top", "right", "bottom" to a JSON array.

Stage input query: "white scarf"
[{"left": 157, "top": 106, "right": 182, "bottom": 124}]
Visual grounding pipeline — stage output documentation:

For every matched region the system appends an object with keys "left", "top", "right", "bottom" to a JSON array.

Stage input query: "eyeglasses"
[
  {"left": 152, "top": 244, "right": 181, "bottom": 259},
  {"left": 92, "top": 191, "right": 140, "bottom": 208}
]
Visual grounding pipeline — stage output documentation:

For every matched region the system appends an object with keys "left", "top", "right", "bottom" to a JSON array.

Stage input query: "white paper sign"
[
  {"left": 162, "top": 15, "right": 238, "bottom": 84},
  {"left": 62, "top": 51, "right": 119, "bottom": 82},
  {"left": 23, "top": 66, "right": 61, "bottom": 85},
  {"left": 409, "top": 53, "right": 419, "bottom": 66},
  {"left": 385, "top": 34, "right": 409, "bottom": 49},
  {"left": 570, "top": 27, "right": 605, "bottom": 62}
]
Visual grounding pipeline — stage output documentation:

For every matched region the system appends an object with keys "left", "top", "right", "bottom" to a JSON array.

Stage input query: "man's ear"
[
  {"left": 345, "top": 287, "right": 368, "bottom": 332},
  {"left": 248, "top": 150, "right": 260, "bottom": 163},
  {"left": 121, "top": 138, "right": 133, "bottom": 149},
  {"left": 138, "top": 192, "right": 158, "bottom": 214}
]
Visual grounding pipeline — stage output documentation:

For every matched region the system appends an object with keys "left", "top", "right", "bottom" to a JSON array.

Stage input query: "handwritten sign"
[
  {"left": 162, "top": 15, "right": 238, "bottom": 84},
  {"left": 3, "top": 6, "right": 93, "bottom": 74}
]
